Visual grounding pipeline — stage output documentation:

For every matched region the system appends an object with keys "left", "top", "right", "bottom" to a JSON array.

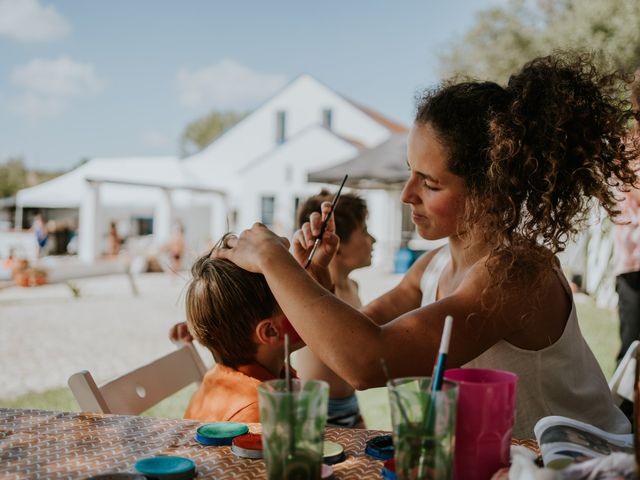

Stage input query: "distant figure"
[
  {"left": 169, "top": 223, "right": 186, "bottom": 272},
  {"left": 614, "top": 71, "right": 640, "bottom": 364},
  {"left": 106, "top": 221, "right": 121, "bottom": 256},
  {"left": 3, "top": 248, "right": 15, "bottom": 270},
  {"left": 32, "top": 213, "right": 48, "bottom": 257}
]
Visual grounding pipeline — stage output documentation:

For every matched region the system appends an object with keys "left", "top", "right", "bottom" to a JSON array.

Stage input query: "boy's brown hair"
[
  {"left": 185, "top": 235, "right": 277, "bottom": 368},
  {"left": 296, "top": 190, "right": 368, "bottom": 242}
]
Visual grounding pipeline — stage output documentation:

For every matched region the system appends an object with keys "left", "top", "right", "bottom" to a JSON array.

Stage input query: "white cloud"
[
  {"left": 177, "top": 59, "right": 288, "bottom": 111},
  {"left": 0, "top": 0, "right": 69, "bottom": 42},
  {"left": 141, "top": 130, "right": 172, "bottom": 150},
  {"left": 10, "top": 56, "right": 105, "bottom": 118}
]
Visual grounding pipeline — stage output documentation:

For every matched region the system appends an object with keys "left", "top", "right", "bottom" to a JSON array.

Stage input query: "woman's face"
[{"left": 401, "top": 122, "right": 468, "bottom": 240}]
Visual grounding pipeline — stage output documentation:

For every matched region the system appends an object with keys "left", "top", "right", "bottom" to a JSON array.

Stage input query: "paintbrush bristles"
[{"left": 284, "top": 333, "right": 292, "bottom": 392}]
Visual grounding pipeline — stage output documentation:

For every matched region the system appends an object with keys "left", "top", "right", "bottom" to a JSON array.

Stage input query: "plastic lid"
[
  {"left": 134, "top": 456, "right": 196, "bottom": 479},
  {"left": 196, "top": 422, "right": 248, "bottom": 439},
  {"left": 195, "top": 422, "right": 249, "bottom": 446},
  {"left": 322, "top": 440, "right": 345, "bottom": 464},
  {"left": 232, "top": 433, "right": 262, "bottom": 450},
  {"left": 365, "top": 434, "right": 394, "bottom": 460}
]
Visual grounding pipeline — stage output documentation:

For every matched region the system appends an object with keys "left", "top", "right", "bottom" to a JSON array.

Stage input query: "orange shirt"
[{"left": 184, "top": 363, "right": 295, "bottom": 423}]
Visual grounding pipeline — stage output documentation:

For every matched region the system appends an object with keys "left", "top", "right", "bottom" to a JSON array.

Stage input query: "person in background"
[
  {"left": 169, "top": 223, "right": 186, "bottom": 273},
  {"left": 614, "top": 70, "right": 640, "bottom": 366},
  {"left": 32, "top": 213, "right": 48, "bottom": 257},
  {"left": 106, "top": 221, "right": 121, "bottom": 256},
  {"left": 295, "top": 190, "right": 375, "bottom": 428}
]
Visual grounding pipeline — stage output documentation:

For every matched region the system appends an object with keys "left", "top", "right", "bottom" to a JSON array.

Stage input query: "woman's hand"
[
  {"left": 215, "top": 223, "right": 290, "bottom": 273},
  {"left": 292, "top": 201, "right": 339, "bottom": 270}
]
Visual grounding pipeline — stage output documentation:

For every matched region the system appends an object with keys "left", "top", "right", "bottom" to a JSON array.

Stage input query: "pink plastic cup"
[{"left": 443, "top": 368, "right": 517, "bottom": 480}]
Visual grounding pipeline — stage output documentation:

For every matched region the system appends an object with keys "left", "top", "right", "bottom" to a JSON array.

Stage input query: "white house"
[
  {"left": 14, "top": 74, "right": 409, "bottom": 267},
  {"left": 184, "top": 74, "right": 408, "bottom": 267}
]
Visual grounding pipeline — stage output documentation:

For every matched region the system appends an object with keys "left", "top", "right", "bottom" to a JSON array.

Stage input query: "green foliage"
[
  {"left": 439, "top": 0, "right": 640, "bottom": 82},
  {"left": 0, "top": 158, "right": 28, "bottom": 199},
  {"left": 0, "top": 157, "right": 66, "bottom": 199},
  {"left": 180, "top": 110, "right": 247, "bottom": 156}
]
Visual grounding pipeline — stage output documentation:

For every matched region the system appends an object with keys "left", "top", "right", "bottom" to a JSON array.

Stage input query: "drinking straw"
[
  {"left": 430, "top": 315, "right": 453, "bottom": 393},
  {"left": 380, "top": 358, "right": 410, "bottom": 426},
  {"left": 418, "top": 315, "right": 454, "bottom": 476},
  {"left": 284, "top": 333, "right": 296, "bottom": 456},
  {"left": 304, "top": 174, "right": 348, "bottom": 269}
]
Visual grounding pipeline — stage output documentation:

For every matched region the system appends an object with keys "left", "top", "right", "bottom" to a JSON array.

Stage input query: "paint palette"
[
  {"left": 194, "top": 422, "right": 249, "bottom": 446},
  {"left": 134, "top": 456, "right": 196, "bottom": 480},
  {"left": 365, "top": 434, "right": 394, "bottom": 460}
]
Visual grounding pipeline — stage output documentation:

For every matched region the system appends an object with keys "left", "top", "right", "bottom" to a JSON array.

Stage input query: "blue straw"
[
  {"left": 418, "top": 315, "right": 453, "bottom": 476},
  {"left": 431, "top": 315, "right": 453, "bottom": 393}
]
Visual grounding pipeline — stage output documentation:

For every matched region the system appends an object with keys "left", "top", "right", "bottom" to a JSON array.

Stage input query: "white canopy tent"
[{"left": 15, "top": 157, "right": 227, "bottom": 263}]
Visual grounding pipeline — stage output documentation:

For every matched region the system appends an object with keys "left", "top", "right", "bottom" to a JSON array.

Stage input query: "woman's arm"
[
  {"left": 219, "top": 226, "right": 510, "bottom": 390},
  {"left": 361, "top": 249, "right": 442, "bottom": 325}
]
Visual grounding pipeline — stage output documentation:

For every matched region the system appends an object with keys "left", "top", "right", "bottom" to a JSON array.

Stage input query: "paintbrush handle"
[{"left": 304, "top": 238, "right": 321, "bottom": 269}]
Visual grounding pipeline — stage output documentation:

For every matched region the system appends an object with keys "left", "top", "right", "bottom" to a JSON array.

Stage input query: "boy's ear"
[{"left": 255, "top": 319, "right": 281, "bottom": 345}]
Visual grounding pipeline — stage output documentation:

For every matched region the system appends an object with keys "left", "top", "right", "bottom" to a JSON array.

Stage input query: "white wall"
[
  {"left": 184, "top": 75, "right": 392, "bottom": 187},
  {"left": 234, "top": 127, "right": 359, "bottom": 235}
]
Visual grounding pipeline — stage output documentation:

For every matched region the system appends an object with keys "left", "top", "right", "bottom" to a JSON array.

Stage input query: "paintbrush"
[
  {"left": 380, "top": 357, "right": 411, "bottom": 426},
  {"left": 418, "top": 315, "right": 454, "bottom": 476},
  {"left": 304, "top": 174, "right": 348, "bottom": 269},
  {"left": 284, "top": 333, "right": 296, "bottom": 456}
]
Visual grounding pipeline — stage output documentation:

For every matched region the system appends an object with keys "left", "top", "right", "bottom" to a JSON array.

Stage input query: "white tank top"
[{"left": 421, "top": 246, "right": 630, "bottom": 439}]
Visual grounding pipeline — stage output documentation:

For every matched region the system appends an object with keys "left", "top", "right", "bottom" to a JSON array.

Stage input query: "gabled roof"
[
  {"left": 346, "top": 101, "right": 409, "bottom": 135},
  {"left": 183, "top": 73, "right": 407, "bottom": 181},
  {"left": 16, "top": 157, "right": 213, "bottom": 209}
]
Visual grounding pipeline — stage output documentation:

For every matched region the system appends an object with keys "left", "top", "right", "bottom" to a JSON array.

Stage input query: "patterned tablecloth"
[{"left": 0, "top": 408, "right": 390, "bottom": 479}]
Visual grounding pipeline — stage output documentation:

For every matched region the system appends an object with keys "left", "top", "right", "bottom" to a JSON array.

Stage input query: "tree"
[
  {"left": 0, "top": 158, "right": 28, "bottom": 198},
  {"left": 180, "top": 110, "right": 247, "bottom": 156},
  {"left": 438, "top": 0, "right": 640, "bottom": 83}
]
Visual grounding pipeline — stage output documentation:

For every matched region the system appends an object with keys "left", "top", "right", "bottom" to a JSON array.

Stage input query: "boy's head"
[
  {"left": 185, "top": 235, "right": 288, "bottom": 368},
  {"left": 297, "top": 190, "right": 375, "bottom": 269}
]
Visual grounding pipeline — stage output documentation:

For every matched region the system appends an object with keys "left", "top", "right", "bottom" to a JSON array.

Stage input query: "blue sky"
[{"left": 0, "top": 0, "right": 495, "bottom": 171}]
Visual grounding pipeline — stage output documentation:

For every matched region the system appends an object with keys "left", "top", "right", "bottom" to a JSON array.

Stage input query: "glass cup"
[
  {"left": 258, "top": 379, "right": 329, "bottom": 480},
  {"left": 443, "top": 368, "right": 517, "bottom": 480},
  {"left": 387, "top": 377, "right": 458, "bottom": 480}
]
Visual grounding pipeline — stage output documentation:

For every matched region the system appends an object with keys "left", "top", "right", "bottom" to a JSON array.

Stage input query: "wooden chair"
[
  {"left": 609, "top": 340, "right": 639, "bottom": 405},
  {"left": 68, "top": 343, "right": 207, "bottom": 415}
]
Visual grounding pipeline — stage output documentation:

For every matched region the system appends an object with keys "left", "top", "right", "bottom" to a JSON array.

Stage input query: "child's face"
[{"left": 338, "top": 222, "right": 375, "bottom": 270}]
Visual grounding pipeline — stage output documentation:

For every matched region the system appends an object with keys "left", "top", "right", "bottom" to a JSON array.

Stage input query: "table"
[{"left": 0, "top": 408, "right": 389, "bottom": 479}]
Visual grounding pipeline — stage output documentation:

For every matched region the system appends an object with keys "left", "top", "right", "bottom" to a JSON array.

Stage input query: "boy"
[
  {"left": 295, "top": 190, "right": 375, "bottom": 428},
  {"left": 182, "top": 235, "right": 297, "bottom": 423}
]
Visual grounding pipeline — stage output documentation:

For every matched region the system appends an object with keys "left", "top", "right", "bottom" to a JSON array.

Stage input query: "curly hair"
[{"left": 416, "top": 52, "right": 639, "bottom": 300}]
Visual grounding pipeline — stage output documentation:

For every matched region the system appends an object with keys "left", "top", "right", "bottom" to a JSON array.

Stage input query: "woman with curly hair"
[{"left": 217, "top": 54, "right": 637, "bottom": 438}]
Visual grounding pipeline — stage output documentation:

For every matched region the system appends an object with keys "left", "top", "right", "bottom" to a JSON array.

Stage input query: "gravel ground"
[{"left": 0, "top": 267, "right": 402, "bottom": 399}]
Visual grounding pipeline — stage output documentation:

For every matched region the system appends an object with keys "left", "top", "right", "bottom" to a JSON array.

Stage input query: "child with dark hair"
[
  {"left": 295, "top": 190, "right": 375, "bottom": 428},
  {"left": 182, "top": 235, "right": 298, "bottom": 422}
]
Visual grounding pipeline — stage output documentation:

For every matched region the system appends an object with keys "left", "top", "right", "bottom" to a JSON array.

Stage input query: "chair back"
[
  {"left": 68, "top": 343, "right": 207, "bottom": 415},
  {"left": 609, "top": 340, "right": 640, "bottom": 404}
]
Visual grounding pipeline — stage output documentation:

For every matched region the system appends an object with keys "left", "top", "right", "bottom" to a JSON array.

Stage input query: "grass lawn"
[{"left": 0, "top": 295, "right": 620, "bottom": 432}]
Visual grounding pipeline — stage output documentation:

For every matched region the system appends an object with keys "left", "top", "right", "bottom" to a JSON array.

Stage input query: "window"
[
  {"left": 276, "top": 111, "right": 286, "bottom": 144},
  {"left": 261, "top": 196, "right": 276, "bottom": 228},
  {"left": 322, "top": 108, "right": 333, "bottom": 129},
  {"left": 293, "top": 196, "right": 301, "bottom": 227}
]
